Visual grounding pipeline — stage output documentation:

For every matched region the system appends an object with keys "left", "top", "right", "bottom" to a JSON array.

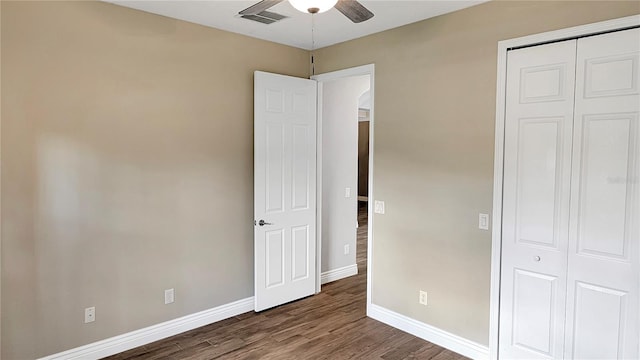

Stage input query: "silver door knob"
[
  {"left": 258, "top": 220, "right": 273, "bottom": 226},
  {"left": 533, "top": 256, "right": 541, "bottom": 262}
]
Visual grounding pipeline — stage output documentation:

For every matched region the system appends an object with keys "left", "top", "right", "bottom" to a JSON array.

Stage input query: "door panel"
[
  {"left": 499, "top": 40, "right": 577, "bottom": 359},
  {"left": 571, "top": 282, "right": 628, "bottom": 360},
  {"left": 564, "top": 28, "right": 640, "bottom": 359},
  {"left": 265, "top": 123, "right": 285, "bottom": 213},
  {"left": 292, "top": 125, "right": 311, "bottom": 210},
  {"left": 520, "top": 64, "right": 568, "bottom": 103},
  {"left": 515, "top": 118, "right": 563, "bottom": 248},
  {"left": 266, "top": 230, "right": 285, "bottom": 288},
  {"left": 254, "top": 71, "right": 317, "bottom": 312},
  {"left": 291, "top": 225, "right": 310, "bottom": 281},
  {"left": 584, "top": 55, "right": 638, "bottom": 98},
  {"left": 512, "top": 269, "right": 559, "bottom": 357},
  {"left": 577, "top": 114, "right": 634, "bottom": 260}
]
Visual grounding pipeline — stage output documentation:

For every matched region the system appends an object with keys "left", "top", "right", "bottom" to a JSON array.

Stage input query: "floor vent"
[{"left": 241, "top": 11, "right": 287, "bottom": 24}]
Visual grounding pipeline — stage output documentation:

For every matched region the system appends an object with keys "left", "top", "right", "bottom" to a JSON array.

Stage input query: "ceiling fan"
[{"left": 239, "top": 0, "right": 374, "bottom": 23}]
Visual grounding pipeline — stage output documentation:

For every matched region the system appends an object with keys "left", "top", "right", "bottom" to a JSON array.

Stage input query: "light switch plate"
[
  {"left": 374, "top": 200, "right": 385, "bottom": 214},
  {"left": 479, "top": 213, "right": 489, "bottom": 230},
  {"left": 165, "top": 288, "right": 175, "bottom": 305},
  {"left": 419, "top": 291, "right": 428, "bottom": 306},
  {"left": 345, "top": 187, "right": 351, "bottom": 198}
]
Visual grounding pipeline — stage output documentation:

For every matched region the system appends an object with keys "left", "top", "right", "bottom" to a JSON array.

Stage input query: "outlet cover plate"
[{"left": 85, "top": 307, "right": 95, "bottom": 323}]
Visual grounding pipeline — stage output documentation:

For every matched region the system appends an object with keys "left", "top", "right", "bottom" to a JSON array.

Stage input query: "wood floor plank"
[
  {"left": 105, "top": 204, "right": 469, "bottom": 360},
  {"left": 122, "top": 342, "right": 182, "bottom": 360}
]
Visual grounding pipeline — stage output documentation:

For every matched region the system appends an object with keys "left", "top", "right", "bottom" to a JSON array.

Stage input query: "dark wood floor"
[{"left": 106, "top": 203, "right": 467, "bottom": 360}]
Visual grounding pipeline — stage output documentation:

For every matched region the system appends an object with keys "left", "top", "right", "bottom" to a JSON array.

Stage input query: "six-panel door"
[
  {"left": 500, "top": 40, "right": 577, "bottom": 359},
  {"left": 564, "top": 28, "right": 639, "bottom": 360},
  {"left": 254, "top": 71, "right": 317, "bottom": 312}
]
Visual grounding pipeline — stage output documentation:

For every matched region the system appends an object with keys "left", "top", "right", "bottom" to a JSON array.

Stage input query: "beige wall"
[
  {"left": 314, "top": 0, "right": 639, "bottom": 346},
  {"left": 0, "top": 1, "right": 308, "bottom": 358},
  {"left": 3, "top": 0, "right": 640, "bottom": 358}
]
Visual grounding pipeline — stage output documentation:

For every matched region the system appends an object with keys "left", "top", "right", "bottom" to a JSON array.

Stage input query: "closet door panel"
[
  {"left": 565, "top": 27, "right": 640, "bottom": 360},
  {"left": 499, "top": 40, "right": 577, "bottom": 360},
  {"left": 577, "top": 114, "right": 634, "bottom": 260}
]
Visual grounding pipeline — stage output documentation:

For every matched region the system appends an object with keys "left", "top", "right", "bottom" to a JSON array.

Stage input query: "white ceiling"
[{"left": 105, "top": 0, "right": 488, "bottom": 50}]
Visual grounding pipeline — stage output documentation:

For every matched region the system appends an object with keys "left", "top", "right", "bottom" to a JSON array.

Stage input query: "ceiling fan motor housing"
[
  {"left": 239, "top": 0, "right": 374, "bottom": 24},
  {"left": 289, "top": 0, "right": 338, "bottom": 14}
]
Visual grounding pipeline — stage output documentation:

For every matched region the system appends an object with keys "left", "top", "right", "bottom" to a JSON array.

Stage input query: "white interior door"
[
  {"left": 499, "top": 40, "right": 577, "bottom": 359},
  {"left": 563, "top": 28, "right": 640, "bottom": 359},
  {"left": 254, "top": 71, "right": 317, "bottom": 312}
]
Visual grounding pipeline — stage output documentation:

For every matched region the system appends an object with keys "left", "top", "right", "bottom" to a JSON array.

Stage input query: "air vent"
[{"left": 241, "top": 11, "right": 287, "bottom": 25}]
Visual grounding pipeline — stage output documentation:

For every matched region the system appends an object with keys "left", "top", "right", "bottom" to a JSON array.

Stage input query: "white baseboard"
[
  {"left": 368, "top": 304, "right": 489, "bottom": 360},
  {"left": 39, "top": 297, "right": 255, "bottom": 360},
  {"left": 321, "top": 264, "right": 358, "bottom": 284}
]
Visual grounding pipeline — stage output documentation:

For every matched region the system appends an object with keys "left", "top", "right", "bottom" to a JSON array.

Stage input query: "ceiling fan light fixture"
[{"left": 289, "top": 0, "right": 338, "bottom": 14}]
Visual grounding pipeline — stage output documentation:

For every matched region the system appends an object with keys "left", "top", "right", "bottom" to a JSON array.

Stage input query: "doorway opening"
[
  {"left": 357, "top": 92, "right": 371, "bottom": 277},
  {"left": 313, "top": 64, "right": 375, "bottom": 312}
]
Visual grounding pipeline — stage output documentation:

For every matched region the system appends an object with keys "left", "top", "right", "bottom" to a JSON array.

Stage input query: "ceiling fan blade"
[
  {"left": 335, "top": 0, "right": 374, "bottom": 23},
  {"left": 239, "top": 0, "right": 285, "bottom": 16}
]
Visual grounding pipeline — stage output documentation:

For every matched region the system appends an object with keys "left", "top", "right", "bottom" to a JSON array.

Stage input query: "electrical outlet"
[
  {"left": 344, "top": 244, "right": 350, "bottom": 255},
  {"left": 374, "top": 200, "right": 385, "bottom": 214},
  {"left": 165, "top": 288, "right": 175, "bottom": 305},
  {"left": 84, "top": 307, "right": 95, "bottom": 323},
  {"left": 419, "top": 291, "right": 428, "bottom": 306}
]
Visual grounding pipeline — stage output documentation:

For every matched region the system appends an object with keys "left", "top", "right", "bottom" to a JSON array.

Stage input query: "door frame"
[
  {"left": 489, "top": 15, "right": 640, "bottom": 360},
  {"left": 311, "top": 64, "right": 375, "bottom": 312}
]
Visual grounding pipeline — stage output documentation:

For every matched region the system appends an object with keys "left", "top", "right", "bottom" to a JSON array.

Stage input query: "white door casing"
[
  {"left": 254, "top": 71, "right": 317, "bottom": 312},
  {"left": 563, "top": 28, "right": 640, "bottom": 359},
  {"left": 311, "top": 63, "right": 375, "bottom": 310},
  {"left": 499, "top": 40, "right": 577, "bottom": 359}
]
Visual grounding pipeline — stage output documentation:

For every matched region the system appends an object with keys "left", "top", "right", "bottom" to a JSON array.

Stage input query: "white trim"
[
  {"left": 321, "top": 264, "right": 358, "bottom": 284},
  {"left": 496, "top": 15, "right": 640, "bottom": 52},
  {"left": 315, "top": 80, "right": 324, "bottom": 294},
  {"left": 490, "top": 14, "right": 640, "bottom": 360},
  {"left": 38, "top": 297, "right": 254, "bottom": 360},
  {"left": 489, "top": 27, "right": 508, "bottom": 360},
  {"left": 311, "top": 64, "right": 375, "bottom": 316},
  {"left": 0, "top": 13, "right": 3, "bottom": 348},
  {"left": 369, "top": 304, "right": 489, "bottom": 360},
  {"left": 367, "top": 68, "right": 375, "bottom": 316},
  {"left": 313, "top": 64, "right": 375, "bottom": 83}
]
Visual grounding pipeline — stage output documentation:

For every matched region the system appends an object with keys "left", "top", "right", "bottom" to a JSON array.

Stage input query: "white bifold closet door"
[
  {"left": 500, "top": 39, "right": 577, "bottom": 359},
  {"left": 564, "top": 28, "right": 639, "bottom": 360},
  {"left": 500, "top": 27, "right": 639, "bottom": 360}
]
